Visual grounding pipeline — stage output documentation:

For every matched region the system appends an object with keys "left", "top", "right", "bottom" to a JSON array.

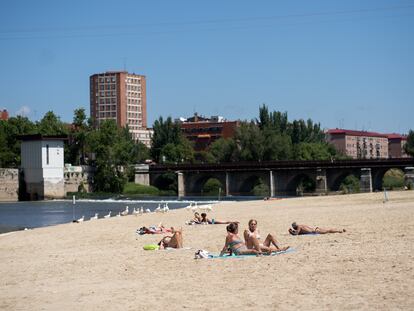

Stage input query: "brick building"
[
  {"left": 90, "top": 71, "right": 152, "bottom": 147},
  {"left": 178, "top": 113, "right": 239, "bottom": 151},
  {"left": 387, "top": 134, "right": 408, "bottom": 158},
  {"left": 0, "top": 109, "right": 8, "bottom": 120},
  {"left": 326, "top": 129, "right": 389, "bottom": 159}
]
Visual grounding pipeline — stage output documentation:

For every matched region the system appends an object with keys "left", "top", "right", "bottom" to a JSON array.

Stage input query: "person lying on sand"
[
  {"left": 289, "top": 222, "right": 346, "bottom": 235},
  {"left": 185, "top": 212, "right": 202, "bottom": 225},
  {"left": 158, "top": 227, "right": 183, "bottom": 249},
  {"left": 200, "top": 213, "right": 237, "bottom": 225},
  {"left": 220, "top": 222, "right": 263, "bottom": 256},
  {"left": 137, "top": 224, "right": 173, "bottom": 235},
  {"left": 244, "top": 219, "right": 289, "bottom": 252}
]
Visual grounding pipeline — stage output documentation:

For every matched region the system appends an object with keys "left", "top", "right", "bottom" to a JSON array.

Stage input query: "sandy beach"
[{"left": 1, "top": 191, "right": 413, "bottom": 310}]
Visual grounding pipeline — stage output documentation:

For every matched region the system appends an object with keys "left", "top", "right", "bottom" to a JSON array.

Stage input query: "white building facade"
[{"left": 20, "top": 135, "right": 66, "bottom": 200}]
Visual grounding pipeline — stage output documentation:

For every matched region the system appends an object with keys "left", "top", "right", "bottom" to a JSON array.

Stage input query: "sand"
[{"left": 1, "top": 191, "right": 413, "bottom": 310}]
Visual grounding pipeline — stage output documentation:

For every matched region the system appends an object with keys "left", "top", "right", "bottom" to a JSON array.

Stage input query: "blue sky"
[{"left": 1, "top": 0, "right": 413, "bottom": 134}]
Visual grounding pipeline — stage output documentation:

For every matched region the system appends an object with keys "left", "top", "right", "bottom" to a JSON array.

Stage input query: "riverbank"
[{"left": 1, "top": 191, "right": 413, "bottom": 310}]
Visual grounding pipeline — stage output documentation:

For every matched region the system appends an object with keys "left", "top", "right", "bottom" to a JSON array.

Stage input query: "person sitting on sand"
[
  {"left": 185, "top": 212, "right": 202, "bottom": 225},
  {"left": 244, "top": 219, "right": 289, "bottom": 252},
  {"left": 220, "top": 222, "right": 263, "bottom": 256},
  {"left": 288, "top": 222, "right": 346, "bottom": 235},
  {"left": 200, "top": 213, "right": 236, "bottom": 225},
  {"left": 158, "top": 227, "right": 183, "bottom": 249}
]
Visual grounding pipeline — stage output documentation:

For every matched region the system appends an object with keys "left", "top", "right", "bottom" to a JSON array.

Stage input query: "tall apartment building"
[
  {"left": 326, "top": 129, "right": 389, "bottom": 159},
  {"left": 90, "top": 71, "right": 152, "bottom": 147}
]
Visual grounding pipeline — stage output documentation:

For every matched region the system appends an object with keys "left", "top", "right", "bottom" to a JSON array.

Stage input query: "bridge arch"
[
  {"left": 373, "top": 167, "right": 404, "bottom": 191},
  {"left": 286, "top": 173, "right": 315, "bottom": 194},
  {"left": 184, "top": 172, "right": 226, "bottom": 196}
]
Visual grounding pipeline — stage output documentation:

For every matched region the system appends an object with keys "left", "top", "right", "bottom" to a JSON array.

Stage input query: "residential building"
[
  {"left": 387, "top": 134, "right": 409, "bottom": 158},
  {"left": 178, "top": 113, "right": 239, "bottom": 151},
  {"left": 90, "top": 71, "right": 152, "bottom": 146},
  {"left": 1, "top": 109, "right": 8, "bottom": 120},
  {"left": 326, "top": 129, "right": 389, "bottom": 159}
]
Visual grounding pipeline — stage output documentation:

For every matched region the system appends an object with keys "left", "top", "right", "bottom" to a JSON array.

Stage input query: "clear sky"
[{"left": 1, "top": 0, "right": 413, "bottom": 134}]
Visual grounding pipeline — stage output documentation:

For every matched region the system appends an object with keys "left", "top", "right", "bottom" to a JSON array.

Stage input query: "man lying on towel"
[{"left": 289, "top": 222, "right": 346, "bottom": 235}]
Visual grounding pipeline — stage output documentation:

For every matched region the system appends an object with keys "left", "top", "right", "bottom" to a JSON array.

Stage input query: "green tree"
[
  {"left": 208, "top": 138, "right": 238, "bottom": 163},
  {"left": 37, "top": 111, "right": 68, "bottom": 135},
  {"left": 294, "top": 142, "right": 334, "bottom": 160},
  {"left": 67, "top": 108, "right": 90, "bottom": 165},
  {"left": 151, "top": 116, "right": 194, "bottom": 163},
  {"left": 235, "top": 122, "right": 265, "bottom": 161},
  {"left": 0, "top": 116, "right": 37, "bottom": 167},
  {"left": 87, "top": 120, "right": 135, "bottom": 193},
  {"left": 405, "top": 130, "right": 414, "bottom": 157}
]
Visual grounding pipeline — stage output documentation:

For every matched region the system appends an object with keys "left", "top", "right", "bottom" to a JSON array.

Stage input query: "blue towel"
[{"left": 208, "top": 248, "right": 295, "bottom": 259}]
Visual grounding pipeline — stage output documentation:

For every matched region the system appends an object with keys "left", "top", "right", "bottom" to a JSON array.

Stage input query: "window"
[{"left": 46, "top": 144, "right": 49, "bottom": 165}]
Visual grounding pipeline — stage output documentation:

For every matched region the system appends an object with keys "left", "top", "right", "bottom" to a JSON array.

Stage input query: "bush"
[
  {"left": 123, "top": 182, "right": 160, "bottom": 196},
  {"left": 383, "top": 169, "right": 404, "bottom": 190},
  {"left": 252, "top": 179, "right": 269, "bottom": 197},
  {"left": 339, "top": 175, "right": 360, "bottom": 194},
  {"left": 202, "top": 178, "right": 222, "bottom": 196}
]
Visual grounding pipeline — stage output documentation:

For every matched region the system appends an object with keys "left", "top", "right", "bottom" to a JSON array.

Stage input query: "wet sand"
[{"left": 1, "top": 191, "right": 413, "bottom": 310}]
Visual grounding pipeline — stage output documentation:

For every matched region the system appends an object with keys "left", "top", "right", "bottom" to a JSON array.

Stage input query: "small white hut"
[{"left": 20, "top": 134, "right": 67, "bottom": 200}]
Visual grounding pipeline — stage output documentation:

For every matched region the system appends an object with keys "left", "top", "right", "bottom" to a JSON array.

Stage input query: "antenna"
[{"left": 122, "top": 57, "right": 127, "bottom": 71}]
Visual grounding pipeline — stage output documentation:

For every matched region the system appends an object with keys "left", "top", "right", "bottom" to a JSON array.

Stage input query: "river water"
[{"left": 0, "top": 199, "right": 216, "bottom": 234}]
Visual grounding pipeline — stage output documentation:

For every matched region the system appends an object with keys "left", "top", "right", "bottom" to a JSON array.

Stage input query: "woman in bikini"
[
  {"left": 244, "top": 219, "right": 289, "bottom": 252},
  {"left": 219, "top": 222, "right": 263, "bottom": 256},
  {"left": 158, "top": 227, "right": 183, "bottom": 249},
  {"left": 289, "top": 222, "right": 346, "bottom": 235}
]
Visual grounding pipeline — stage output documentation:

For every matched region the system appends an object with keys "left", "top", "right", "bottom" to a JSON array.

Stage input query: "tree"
[
  {"left": 294, "top": 142, "right": 335, "bottom": 160},
  {"left": 87, "top": 120, "right": 136, "bottom": 193},
  {"left": 67, "top": 108, "right": 90, "bottom": 165},
  {"left": 235, "top": 122, "right": 265, "bottom": 161},
  {"left": 151, "top": 116, "right": 194, "bottom": 163},
  {"left": 0, "top": 116, "right": 37, "bottom": 167},
  {"left": 208, "top": 138, "right": 238, "bottom": 163},
  {"left": 37, "top": 111, "right": 68, "bottom": 135},
  {"left": 405, "top": 130, "right": 414, "bottom": 157}
]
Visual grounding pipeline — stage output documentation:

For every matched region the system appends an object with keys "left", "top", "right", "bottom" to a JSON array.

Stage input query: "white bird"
[
  {"left": 145, "top": 208, "right": 151, "bottom": 213},
  {"left": 163, "top": 203, "right": 169, "bottom": 213},
  {"left": 139, "top": 207, "right": 144, "bottom": 215},
  {"left": 133, "top": 207, "right": 139, "bottom": 216},
  {"left": 155, "top": 204, "right": 162, "bottom": 213},
  {"left": 116, "top": 212, "right": 121, "bottom": 217},
  {"left": 76, "top": 215, "right": 84, "bottom": 222},
  {"left": 121, "top": 206, "right": 129, "bottom": 216},
  {"left": 104, "top": 211, "right": 111, "bottom": 219},
  {"left": 185, "top": 202, "right": 193, "bottom": 211},
  {"left": 90, "top": 213, "right": 98, "bottom": 220}
]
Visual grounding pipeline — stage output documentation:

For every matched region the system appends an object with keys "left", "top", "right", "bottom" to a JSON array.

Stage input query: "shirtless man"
[
  {"left": 289, "top": 222, "right": 346, "bottom": 235},
  {"left": 158, "top": 227, "right": 183, "bottom": 249},
  {"left": 244, "top": 219, "right": 289, "bottom": 252}
]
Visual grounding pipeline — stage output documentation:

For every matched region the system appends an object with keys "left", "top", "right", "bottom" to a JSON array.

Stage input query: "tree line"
[{"left": 1, "top": 104, "right": 413, "bottom": 194}]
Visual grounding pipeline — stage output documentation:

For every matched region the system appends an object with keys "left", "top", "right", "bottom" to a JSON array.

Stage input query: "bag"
[{"left": 194, "top": 249, "right": 209, "bottom": 259}]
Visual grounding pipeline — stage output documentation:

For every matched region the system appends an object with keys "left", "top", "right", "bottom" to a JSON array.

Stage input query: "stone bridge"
[{"left": 142, "top": 158, "right": 414, "bottom": 197}]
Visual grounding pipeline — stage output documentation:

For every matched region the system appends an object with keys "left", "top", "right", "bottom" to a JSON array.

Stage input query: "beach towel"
[
  {"left": 289, "top": 232, "right": 320, "bottom": 236},
  {"left": 200, "top": 248, "right": 295, "bottom": 259}
]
